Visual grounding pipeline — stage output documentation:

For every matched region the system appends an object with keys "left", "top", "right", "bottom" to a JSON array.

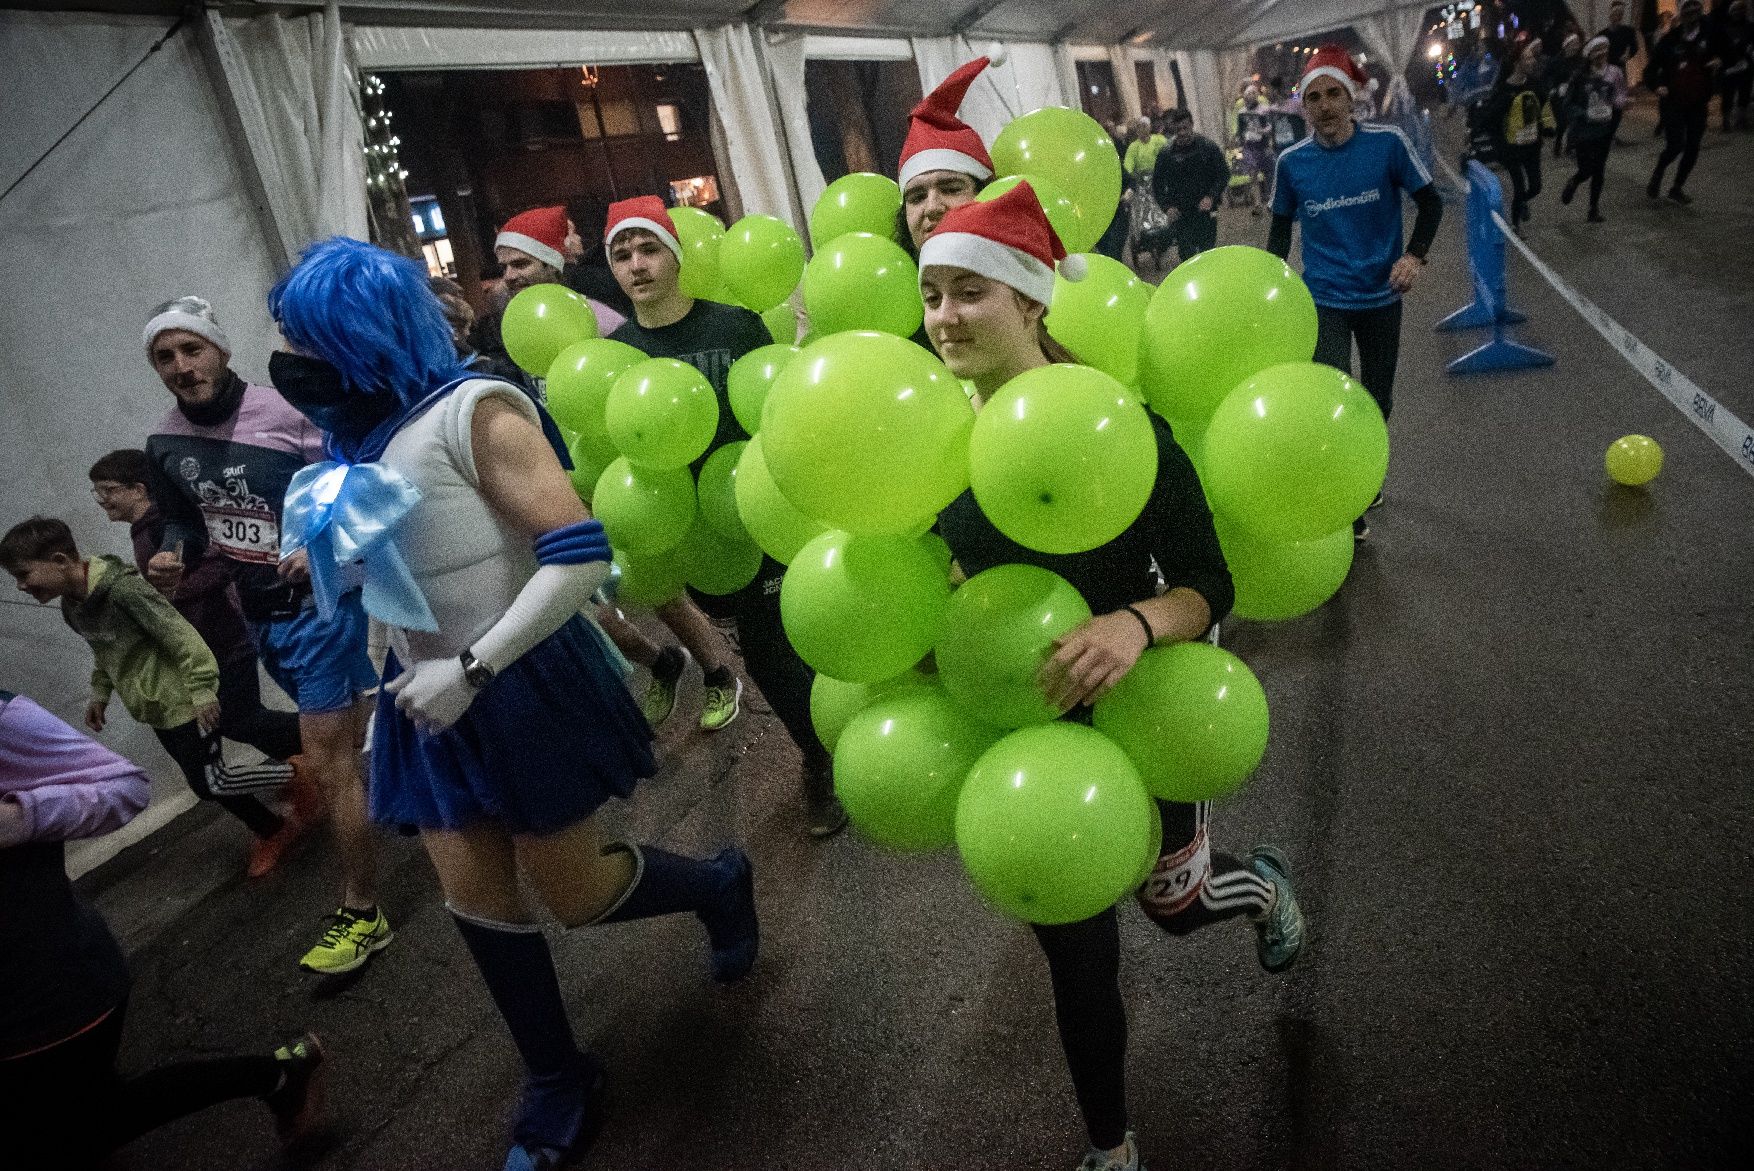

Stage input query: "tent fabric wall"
[
  {"left": 204, "top": 1, "right": 368, "bottom": 268},
  {"left": 911, "top": 37, "right": 1074, "bottom": 141},
  {"left": 764, "top": 31, "right": 828, "bottom": 223},
  {"left": 0, "top": 9, "right": 284, "bottom": 789},
  {"left": 694, "top": 23, "right": 804, "bottom": 230},
  {"left": 1109, "top": 45, "right": 1144, "bottom": 122}
]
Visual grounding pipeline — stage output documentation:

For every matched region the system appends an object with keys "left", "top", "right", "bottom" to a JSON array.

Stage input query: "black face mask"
[{"left": 268, "top": 351, "right": 397, "bottom": 450}]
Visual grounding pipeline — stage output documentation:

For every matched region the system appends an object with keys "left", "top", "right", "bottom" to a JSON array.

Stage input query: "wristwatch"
[{"left": 459, "top": 649, "right": 495, "bottom": 689}]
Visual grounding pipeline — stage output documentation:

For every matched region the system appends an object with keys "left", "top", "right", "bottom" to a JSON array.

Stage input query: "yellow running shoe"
[{"left": 299, "top": 906, "right": 393, "bottom": 974}]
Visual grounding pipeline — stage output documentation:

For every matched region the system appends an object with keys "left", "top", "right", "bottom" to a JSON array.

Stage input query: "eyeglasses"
[{"left": 90, "top": 484, "right": 130, "bottom": 501}]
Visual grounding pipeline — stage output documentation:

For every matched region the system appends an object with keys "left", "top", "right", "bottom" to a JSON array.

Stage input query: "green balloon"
[
  {"left": 674, "top": 520, "right": 763, "bottom": 596},
  {"left": 978, "top": 175, "right": 1089, "bottom": 256},
  {"left": 955, "top": 723, "right": 1155, "bottom": 925},
  {"left": 604, "top": 358, "right": 720, "bottom": 471},
  {"left": 763, "top": 301, "right": 800, "bottom": 345},
  {"left": 968, "top": 364, "right": 1157, "bottom": 555},
  {"left": 1045, "top": 253, "right": 1150, "bottom": 384},
  {"left": 762, "top": 332, "right": 972, "bottom": 536},
  {"left": 670, "top": 207, "right": 726, "bottom": 302},
  {"left": 1202, "top": 361, "right": 1389, "bottom": 543},
  {"left": 1137, "top": 245, "right": 1317, "bottom": 428},
  {"left": 565, "top": 432, "right": 615, "bottom": 503},
  {"left": 592, "top": 457, "right": 696, "bottom": 557},
  {"left": 1093, "top": 642, "right": 1269, "bottom": 803},
  {"left": 802, "top": 232, "right": 923, "bottom": 338},
  {"left": 1218, "top": 520, "right": 1354, "bottom": 621},
  {"left": 919, "top": 530, "right": 954, "bottom": 581},
  {"left": 809, "top": 669, "right": 933, "bottom": 754},
  {"left": 835, "top": 683, "right": 1002, "bottom": 852},
  {"left": 720, "top": 214, "right": 806, "bottom": 313},
  {"left": 779, "top": 530, "right": 950, "bottom": 682},
  {"left": 935, "top": 564, "right": 1092, "bottom": 729},
  {"left": 732, "top": 434, "right": 827, "bottom": 564},
  {"left": 695, "top": 440, "right": 748, "bottom": 541},
  {"left": 991, "top": 108, "right": 1122, "bottom": 251},
  {"left": 502, "top": 284, "right": 598, "bottom": 376},
  {"left": 546, "top": 338, "right": 646, "bottom": 444},
  {"left": 810, "top": 172, "right": 903, "bottom": 248},
  {"left": 612, "top": 549, "right": 685, "bottom": 607},
  {"left": 726, "top": 344, "right": 800, "bottom": 436}
]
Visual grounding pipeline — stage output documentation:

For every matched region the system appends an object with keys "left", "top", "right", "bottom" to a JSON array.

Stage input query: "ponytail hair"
[{"left": 1038, "top": 319, "right": 1081, "bottom": 365}]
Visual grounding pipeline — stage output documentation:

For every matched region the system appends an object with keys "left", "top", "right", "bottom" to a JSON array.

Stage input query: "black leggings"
[
  {"left": 215, "top": 652, "right": 302, "bottom": 762},
  {"left": 1568, "top": 138, "right": 1612, "bottom": 211},
  {"left": 1030, "top": 800, "right": 1274, "bottom": 1150},
  {"left": 154, "top": 722, "right": 283, "bottom": 838},
  {"left": 0, "top": 1003, "right": 283, "bottom": 1168},
  {"left": 1498, "top": 144, "right": 1543, "bottom": 223},
  {"left": 1314, "top": 300, "right": 1404, "bottom": 420},
  {"left": 693, "top": 557, "right": 831, "bottom": 775},
  {"left": 1652, "top": 100, "right": 1708, "bottom": 191}
]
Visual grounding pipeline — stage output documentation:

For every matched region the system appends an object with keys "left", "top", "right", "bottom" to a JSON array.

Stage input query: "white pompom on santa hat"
[
  {"left": 495, "top": 205, "right": 570, "bottom": 271},
  {"left": 603, "top": 195, "right": 682, "bottom": 262},
  {"left": 898, "top": 57, "right": 995, "bottom": 188},
  {"left": 918, "top": 179, "right": 1085, "bottom": 307},
  {"left": 1299, "top": 44, "right": 1371, "bottom": 98}
]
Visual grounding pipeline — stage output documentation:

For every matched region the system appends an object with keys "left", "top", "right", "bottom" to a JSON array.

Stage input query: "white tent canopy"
[{"left": 1, "top": 0, "right": 1451, "bottom": 797}]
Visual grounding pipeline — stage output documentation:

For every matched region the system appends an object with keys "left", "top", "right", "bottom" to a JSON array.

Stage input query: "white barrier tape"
[{"left": 1439, "top": 157, "right": 1754, "bottom": 479}]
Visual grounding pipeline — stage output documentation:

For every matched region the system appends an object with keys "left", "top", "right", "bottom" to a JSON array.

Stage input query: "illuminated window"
[{"left": 656, "top": 102, "right": 682, "bottom": 141}]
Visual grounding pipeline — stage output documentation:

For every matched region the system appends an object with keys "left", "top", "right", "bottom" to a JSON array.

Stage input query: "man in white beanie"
[{"left": 141, "top": 296, "right": 392, "bottom": 979}]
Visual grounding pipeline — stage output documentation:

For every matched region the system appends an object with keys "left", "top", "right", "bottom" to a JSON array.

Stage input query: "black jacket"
[{"left": 1151, "top": 134, "right": 1230, "bottom": 214}]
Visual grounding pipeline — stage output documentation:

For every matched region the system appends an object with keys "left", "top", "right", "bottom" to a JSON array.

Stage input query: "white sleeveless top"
[{"left": 377, "top": 379, "right": 540, "bottom": 662}]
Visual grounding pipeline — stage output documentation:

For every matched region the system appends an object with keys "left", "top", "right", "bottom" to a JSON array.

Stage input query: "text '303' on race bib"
[{"left": 203, "top": 506, "right": 280, "bottom": 563}]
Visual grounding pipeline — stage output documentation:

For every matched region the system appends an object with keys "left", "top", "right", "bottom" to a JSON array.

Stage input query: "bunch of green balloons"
[
  {"left": 834, "top": 683, "right": 1000, "bottom": 852},
  {"left": 503, "top": 284, "right": 599, "bottom": 377},
  {"left": 934, "top": 564, "right": 1092, "bottom": 729},
  {"left": 604, "top": 358, "right": 720, "bottom": 471},
  {"left": 778, "top": 529, "right": 950, "bottom": 682}
]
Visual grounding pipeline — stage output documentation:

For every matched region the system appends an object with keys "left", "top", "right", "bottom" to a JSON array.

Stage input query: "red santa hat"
[
  {"left": 603, "top": 196, "right": 682, "bottom": 262},
  {"left": 917, "top": 180, "right": 1086, "bottom": 307},
  {"left": 898, "top": 57, "right": 995, "bottom": 189},
  {"left": 1299, "top": 44, "right": 1370, "bottom": 98},
  {"left": 495, "top": 205, "right": 570, "bottom": 271}
]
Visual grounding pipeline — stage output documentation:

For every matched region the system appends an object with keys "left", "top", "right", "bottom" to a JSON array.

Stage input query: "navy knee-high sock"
[
  {"left": 591, "top": 843, "right": 758, "bottom": 983},
  {"left": 450, "top": 911, "right": 603, "bottom": 1155}
]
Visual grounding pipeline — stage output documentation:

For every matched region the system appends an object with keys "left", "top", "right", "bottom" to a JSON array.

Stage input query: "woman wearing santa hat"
[
  {"left": 919, "top": 183, "right": 1306, "bottom": 1171},
  {"left": 267, "top": 237, "right": 759, "bottom": 1171},
  {"left": 1268, "top": 44, "right": 1442, "bottom": 541}
]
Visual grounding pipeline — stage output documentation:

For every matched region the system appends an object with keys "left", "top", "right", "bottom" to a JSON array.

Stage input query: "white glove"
[{"left": 384, "top": 656, "right": 475, "bottom": 733}]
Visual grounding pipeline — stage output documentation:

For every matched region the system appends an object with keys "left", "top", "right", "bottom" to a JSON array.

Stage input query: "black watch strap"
[{"left": 459, "top": 649, "right": 495, "bottom": 688}]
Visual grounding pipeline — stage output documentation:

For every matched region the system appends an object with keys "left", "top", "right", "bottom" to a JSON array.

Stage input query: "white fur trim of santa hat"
[
  {"left": 494, "top": 230, "right": 566, "bottom": 271},
  {"left": 919, "top": 231, "right": 1057, "bottom": 307}
]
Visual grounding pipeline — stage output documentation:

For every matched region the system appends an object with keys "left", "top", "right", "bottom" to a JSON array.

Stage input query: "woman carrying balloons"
[
  {"left": 266, "top": 238, "right": 758, "bottom": 1171},
  {"left": 917, "top": 185, "right": 1306, "bottom": 1171}
]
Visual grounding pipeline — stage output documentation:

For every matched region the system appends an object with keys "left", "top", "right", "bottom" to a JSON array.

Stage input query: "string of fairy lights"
[{"left": 362, "top": 73, "right": 408, "bottom": 192}]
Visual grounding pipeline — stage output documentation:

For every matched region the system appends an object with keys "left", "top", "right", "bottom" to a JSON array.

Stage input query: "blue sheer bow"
[{"left": 281, "top": 461, "right": 438, "bottom": 633}]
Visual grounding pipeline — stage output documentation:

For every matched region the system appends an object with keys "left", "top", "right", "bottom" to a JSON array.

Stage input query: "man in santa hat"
[
  {"left": 895, "top": 57, "right": 996, "bottom": 255},
  {"left": 602, "top": 195, "right": 846, "bottom": 837},
  {"left": 1268, "top": 44, "right": 1442, "bottom": 542},
  {"left": 471, "top": 206, "right": 627, "bottom": 365}
]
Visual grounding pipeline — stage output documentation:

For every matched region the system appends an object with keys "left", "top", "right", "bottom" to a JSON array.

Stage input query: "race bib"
[
  {"left": 1136, "top": 824, "right": 1211, "bottom": 918},
  {"left": 204, "top": 506, "right": 280, "bottom": 564}
]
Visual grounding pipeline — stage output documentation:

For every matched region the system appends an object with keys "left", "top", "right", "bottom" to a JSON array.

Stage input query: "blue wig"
[{"left": 269, "top": 237, "right": 468, "bottom": 408}]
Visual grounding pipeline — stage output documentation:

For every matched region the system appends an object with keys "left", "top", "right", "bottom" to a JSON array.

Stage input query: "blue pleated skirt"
[{"left": 370, "top": 615, "right": 655, "bottom": 834}]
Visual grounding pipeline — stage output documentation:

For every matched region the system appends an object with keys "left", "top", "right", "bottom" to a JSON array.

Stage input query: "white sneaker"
[{"left": 1076, "top": 1131, "right": 1142, "bottom": 1171}]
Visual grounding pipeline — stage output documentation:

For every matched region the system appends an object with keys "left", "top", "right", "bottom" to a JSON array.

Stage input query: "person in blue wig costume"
[{"left": 267, "top": 238, "right": 759, "bottom": 1171}]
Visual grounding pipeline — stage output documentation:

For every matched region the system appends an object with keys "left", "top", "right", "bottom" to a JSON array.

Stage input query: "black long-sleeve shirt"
[
  {"left": 937, "top": 413, "right": 1232, "bottom": 626},
  {"left": 1152, "top": 133, "right": 1231, "bottom": 215}
]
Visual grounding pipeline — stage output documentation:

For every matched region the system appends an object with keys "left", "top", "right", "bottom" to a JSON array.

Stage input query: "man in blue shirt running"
[{"left": 1268, "top": 45, "right": 1442, "bottom": 541}]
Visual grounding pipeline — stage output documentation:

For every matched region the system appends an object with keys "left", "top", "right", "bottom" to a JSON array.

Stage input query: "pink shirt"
[{"left": 0, "top": 694, "right": 149, "bottom": 842}]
